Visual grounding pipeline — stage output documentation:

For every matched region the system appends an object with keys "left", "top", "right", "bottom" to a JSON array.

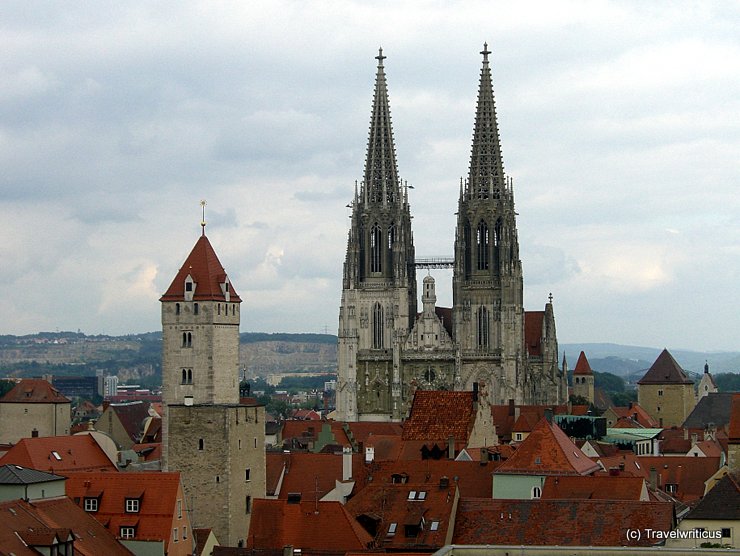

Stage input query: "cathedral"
[{"left": 337, "top": 46, "right": 567, "bottom": 421}]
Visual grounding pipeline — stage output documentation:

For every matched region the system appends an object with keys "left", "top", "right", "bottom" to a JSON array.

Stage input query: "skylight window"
[
  {"left": 51, "top": 451, "right": 62, "bottom": 461},
  {"left": 387, "top": 523, "right": 397, "bottom": 536},
  {"left": 417, "top": 491, "right": 427, "bottom": 500},
  {"left": 408, "top": 490, "right": 416, "bottom": 500},
  {"left": 430, "top": 521, "right": 439, "bottom": 531}
]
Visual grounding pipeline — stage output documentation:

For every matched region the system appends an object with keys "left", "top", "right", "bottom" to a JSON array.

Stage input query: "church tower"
[
  {"left": 452, "top": 44, "right": 525, "bottom": 404},
  {"left": 161, "top": 220, "right": 265, "bottom": 546},
  {"left": 337, "top": 49, "right": 417, "bottom": 421}
]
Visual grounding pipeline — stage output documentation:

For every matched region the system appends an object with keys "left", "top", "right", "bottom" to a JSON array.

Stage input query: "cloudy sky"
[{"left": 1, "top": 1, "right": 738, "bottom": 351}]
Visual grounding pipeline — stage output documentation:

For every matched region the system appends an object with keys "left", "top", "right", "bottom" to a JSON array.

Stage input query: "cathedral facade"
[{"left": 337, "top": 46, "right": 567, "bottom": 421}]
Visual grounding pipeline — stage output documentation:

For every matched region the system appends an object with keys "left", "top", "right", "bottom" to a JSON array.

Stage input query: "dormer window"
[
  {"left": 126, "top": 498, "right": 140, "bottom": 513},
  {"left": 84, "top": 497, "right": 99, "bottom": 512},
  {"left": 221, "top": 276, "right": 231, "bottom": 302},
  {"left": 184, "top": 275, "right": 196, "bottom": 301}
]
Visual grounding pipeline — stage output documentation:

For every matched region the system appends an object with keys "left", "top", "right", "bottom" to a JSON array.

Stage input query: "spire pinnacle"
[
  {"left": 200, "top": 199, "right": 207, "bottom": 235},
  {"left": 376, "top": 46, "right": 386, "bottom": 66},
  {"left": 466, "top": 44, "right": 505, "bottom": 201}
]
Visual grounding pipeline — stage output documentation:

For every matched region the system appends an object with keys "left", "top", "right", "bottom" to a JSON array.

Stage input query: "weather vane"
[{"left": 200, "top": 199, "right": 207, "bottom": 235}]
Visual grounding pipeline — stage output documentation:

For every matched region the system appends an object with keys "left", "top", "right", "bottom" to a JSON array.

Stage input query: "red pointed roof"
[
  {"left": 637, "top": 349, "right": 692, "bottom": 385},
  {"left": 0, "top": 379, "right": 70, "bottom": 404},
  {"left": 0, "top": 435, "right": 117, "bottom": 473},
  {"left": 573, "top": 351, "right": 593, "bottom": 376},
  {"left": 160, "top": 234, "right": 241, "bottom": 302},
  {"left": 495, "top": 418, "right": 600, "bottom": 476}
]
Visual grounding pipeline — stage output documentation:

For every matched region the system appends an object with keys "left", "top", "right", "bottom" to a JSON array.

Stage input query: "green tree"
[{"left": 0, "top": 379, "right": 15, "bottom": 398}]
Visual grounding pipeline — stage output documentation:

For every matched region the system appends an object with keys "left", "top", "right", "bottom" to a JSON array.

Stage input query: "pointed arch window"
[
  {"left": 463, "top": 222, "right": 472, "bottom": 278},
  {"left": 370, "top": 223, "right": 382, "bottom": 273},
  {"left": 182, "top": 332, "right": 193, "bottom": 348},
  {"left": 477, "top": 221, "right": 489, "bottom": 270},
  {"left": 477, "top": 306, "right": 489, "bottom": 349},
  {"left": 372, "top": 302, "right": 384, "bottom": 349}
]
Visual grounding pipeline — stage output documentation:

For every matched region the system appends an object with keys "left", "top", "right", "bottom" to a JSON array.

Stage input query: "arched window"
[
  {"left": 477, "top": 221, "right": 489, "bottom": 270},
  {"left": 463, "top": 222, "right": 472, "bottom": 278},
  {"left": 493, "top": 219, "right": 502, "bottom": 269},
  {"left": 477, "top": 306, "right": 489, "bottom": 349},
  {"left": 387, "top": 224, "right": 396, "bottom": 249},
  {"left": 187, "top": 369, "right": 193, "bottom": 384},
  {"left": 194, "top": 303, "right": 199, "bottom": 315},
  {"left": 531, "top": 486, "right": 542, "bottom": 499},
  {"left": 218, "top": 304, "right": 221, "bottom": 315},
  {"left": 370, "top": 223, "right": 382, "bottom": 273},
  {"left": 372, "top": 302, "right": 384, "bottom": 349},
  {"left": 181, "top": 369, "right": 187, "bottom": 384},
  {"left": 182, "top": 332, "right": 187, "bottom": 347},
  {"left": 175, "top": 303, "right": 180, "bottom": 315}
]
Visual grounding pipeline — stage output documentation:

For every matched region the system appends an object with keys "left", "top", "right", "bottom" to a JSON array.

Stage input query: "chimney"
[
  {"left": 514, "top": 406, "right": 520, "bottom": 422},
  {"left": 544, "top": 408, "right": 553, "bottom": 424},
  {"left": 649, "top": 467, "right": 658, "bottom": 491},
  {"left": 683, "top": 428, "right": 689, "bottom": 440},
  {"left": 342, "top": 446, "right": 353, "bottom": 481},
  {"left": 619, "top": 462, "right": 625, "bottom": 472},
  {"left": 439, "top": 476, "right": 450, "bottom": 489},
  {"left": 609, "top": 467, "right": 619, "bottom": 476},
  {"left": 480, "top": 448, "right": 488, "bottom": 465},
  {"left": 283, "top": 546, "right": 294, "bottom": 556},
  {"left": 508, "top": 399, "right": 515, "bottom": 417},
  {"left": 691, "top": 433, "right": 698, "bottom": 447},
  {"left": 448, "top": 435, "right": 455, "bottom": 460}
]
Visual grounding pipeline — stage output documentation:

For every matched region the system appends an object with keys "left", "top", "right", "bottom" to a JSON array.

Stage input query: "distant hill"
[{"left": 561, "top": 343, "right": 740, "bottom": 378}]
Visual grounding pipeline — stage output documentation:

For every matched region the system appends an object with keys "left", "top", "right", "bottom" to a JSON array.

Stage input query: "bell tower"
[
  {"left": 337, "top": 48, "right": 417, "bottom": 421},
  {"left": 452, "top": 44, "right": 525, "bottom": 404}
]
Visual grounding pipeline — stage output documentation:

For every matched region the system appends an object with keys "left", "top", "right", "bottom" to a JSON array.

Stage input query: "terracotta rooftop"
[
  {"left": 107, "top": 401, "right": 152, "bottom": 443},
  {"left": 0, "top": 497, "right": 133, "bottom": 555},
  {"left": 161, "top": 234, "right": 241, "bottom": 302},
  {"left": 266, "top": 451, "right": 366, "bottom": 500},
  {"left": 281, "top": 420, "right": 351, "bottom": 450},
  {"left": 346, "top": 421, "right": 403, "bottom": 444},
  {"left": 637, "top": 349, "right": 693, "bottom": 385},
  {"left": 496, "top": 418, "right": 600, "bottom": 476},
  {"left": 0, "top": 435, "right": 117, "bottom": 473},
  {"left": 0, "top": 378, "right": 70, "bottom": 404},
  {"left": 573, "top": 351, "right": 593, "bottom": 376},
  {"left": 358, "top": 459, "right": 497, "bottom": 498},
  {"left": 490, "top": 403, "right": 587, "bottom": 443},
  {"left": 65, "top": 471, "right": 186, "bottom": 549},
  {"left": 731, "top": 394, "right": 740, "bottom": 442},
  {"left": 524, "top": 311, "right": 544, "bottom": 356},
  {"left": 247, "top": 499, "right": 372, "bottom": 552},
  {"left": 453, "top": 498, "right": 674, "bottom": 547},
  {"left": 541, "top": 475, "right": 647, "bottom": 501},
  {"left": 346, "top": 482, "right": 458, "bottom": 550},
  {"left": 611, "top": 402, "right": 659, "bottom": 428},
  {"left": 402, "top": 391, "right": 475, "bottom": 442}
]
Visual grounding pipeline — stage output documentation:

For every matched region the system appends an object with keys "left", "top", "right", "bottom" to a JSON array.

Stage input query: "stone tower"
[
  {"left": 161, "top": 226, "right": 265, "bottom": 546},
  {"left": 452, "top": 44, "right": 526, "bottom": 404},
  {"left": 572, "top": 351, "right": 595, "bottom": 405},
  {"left": 337, "top": 48, "right": 417, "bottom": 421},
  {"left": 637, "top": 349, "right": 696, "bottom": 428}
]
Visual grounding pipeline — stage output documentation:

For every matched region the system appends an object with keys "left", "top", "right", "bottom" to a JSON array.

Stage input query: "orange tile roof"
[
  {"left": 65, "top": 471, "right": 185, "bottom": 549},
  {"left": 281, "top": 420, "right": 351, "bottom": 448},
  {"left": 0, "top": 435, "right": 117, "bottom": 473},
  {"left": 345, "top": 482, "right": 458, "bottom": 550},
  {"left": 0, "top": 378, "right": 70, "bottom": 404},
  {"left": 573, "top": 351, "right": 593, "bottom": 376},
  {"left": 541, "top": 475, "right": 646, "bottom": 500},
  {"left": 490, "top": 403, "right": 582, "bottom": 443},
  {"left": 266, "top": 451, "right": 366, "bottom": 500},
  {"left": 0, "top": 497, "right": 133, "bottom": 555},
  {"left": 161, "top": 234, "right": 241, "bottom": 302},
  {"left": 402, "top": 391, "right": 475, "bottom": 442},
  {"left": 357, "top": 459, "right": 496, "bottom": 498},
  {"left": 346, "top": 421, "right": 403, "bottom": 444},
  {"left": 638, "top": 349, "right": 693, "bottom": 385},
  {"left": 496, "top": 418, "right": 600, "bottom": 476},
  {"left": 453, "top": 498, "right": 674, "bottom": 547},
  {"left": 524, "top": 311, "right": 544, "bottom": 356},
  {"left": 247, "top": 499, "right": 372, "bottom": 552},
  {"left": 612, "top": 403, "right": 659, "bottom": 428},
  {"left": 364, "top": 434, "right": 404, "bottom": 461}
]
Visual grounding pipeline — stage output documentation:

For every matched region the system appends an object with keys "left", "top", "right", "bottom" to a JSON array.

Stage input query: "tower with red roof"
[
  {"left": 572, "top": 351, "right": 595, "bottom": 405},
  {"left": 161, "top": 222, "right": 265, "bottom": 546}
]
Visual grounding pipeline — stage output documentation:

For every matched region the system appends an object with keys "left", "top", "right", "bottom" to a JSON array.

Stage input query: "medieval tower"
[
  {"left": 337, "top": 46, "right": 566, "bottom": 421},
  {"left": 161, "top": 222, "right": 266, "bottom": 546}
]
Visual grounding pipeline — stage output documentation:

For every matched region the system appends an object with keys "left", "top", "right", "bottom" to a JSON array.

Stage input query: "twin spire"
[{"left": 363, "top": 47, "right": 401, "bottom": 206}]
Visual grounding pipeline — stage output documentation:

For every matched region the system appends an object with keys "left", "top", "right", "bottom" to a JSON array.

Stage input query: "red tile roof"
[
  {"left": 524, "top": 311, "right": 544, "bottom": 356},
  {"left": 638, "top": 349, "right": 693, "bottom": 385},
  {"left": 496, "top": 418, "right": 600, "bottom": 476},
  {"left": 247, "top": 499, "right": 372, "bottom": 552},
  {"left": 596, "top": 454, "right": 721, "bottom": 502},
  {"left": 434, "top": 307, "right": 453, "bottom": 338},
  {"left": 0, "top": 497, "right": 133, "bottom": 555},
  {"left": 364, "top": 434, "right": 404, "bottom": 461},
  {"left": 357, "top": 459, "right": 497, "bottom": 498},
  {"left": 541, "top": 475, "right": 646, "bottom": 500},
  {"left": 730, "top": 394, "right": 740, "bottom": 442},
  {"left": 453, "top": 498, "right": 674, "bottom": 547},
  {"left": 65, "top": 471, "right": 186, "bottom": 549},
  {"left": 345, "top": 482, "right": 458, "bottom": 550},
  {"left": 0, "top": 379, "right": 70, "bottom": 404},
  {"left": 266, "top": 451, "right": 366, "bottom": 500},
  {"left": 490, "top": 403, "right": 585, "bottom": 443},
  {"left": 612, "top": 403, "right": 659, "bottom": 428},
  {"left": 281, "top": 420, "right": 351, "bottom": 449},
  {"left": 346, "top": 421, "right": 403, "bottom": 444},
  {"left": 573, "top": 351, "right": 593, "bottom": 376},
  {"left": 161, "top": 234, "right": 241, "bottom": 302},
  {"left": 402, "top": 391, "right": 475, "bottom": 442},
  {"left": 108, "top": 401, "right": 152, "bottom": 443},
  {"left": 0, "top": 435, "right": 117, "bottom": 473}
]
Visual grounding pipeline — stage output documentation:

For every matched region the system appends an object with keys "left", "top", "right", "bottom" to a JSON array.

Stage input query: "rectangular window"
[
  {"left": 120, "top": 527, "right": 135, "bottom": 539},
  {"left": 183, "top": 526, "right": 188, "bottom": 539},
  {"left": 246, "top": 495, "right": 252, "bottom": 514},
  {"left": 245, "top": 468, "right": 251, "bottom": 481},
  {"left": 177, "top": 499, "right": 182, "bottom": 518},
  {"left": 173, "top": 527, "right": 178, "bottom": 542},
  {"left": 125, "top": 499, "right": 140, "bottom": 513},
  {"left": 185, "top": 282, "right": 192, "bottom": 291},
  {"left": 722, "top": 528, "right": 731, "bottom": 538},
  {"left": 84, "top": 498, "right": 98, "bottom": 512},
  {"left": 658, "top": 389, "right": 663, "bottom": 397}
]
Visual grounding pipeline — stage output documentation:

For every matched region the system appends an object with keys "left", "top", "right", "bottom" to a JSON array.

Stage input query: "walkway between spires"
[{"left": 415, "top": 257, "right": 454, "bottom": 269}]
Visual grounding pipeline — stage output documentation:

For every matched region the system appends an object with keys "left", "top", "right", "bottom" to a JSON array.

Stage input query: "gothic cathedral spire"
[{"left": 338, "top": 49, "right": 417, "bottom": 421}]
